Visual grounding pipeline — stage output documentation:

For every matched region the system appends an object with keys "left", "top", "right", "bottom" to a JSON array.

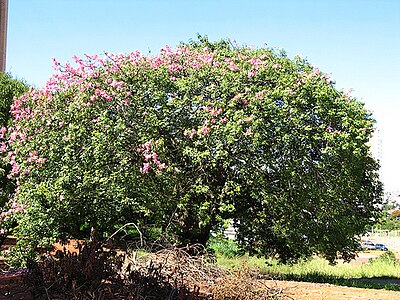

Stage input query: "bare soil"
[
  {"left": 268, "top": 280, "right": 400, "bottom": 300},
  {"left": 1, "top": 277, "right": 399, "bottom": 300}
]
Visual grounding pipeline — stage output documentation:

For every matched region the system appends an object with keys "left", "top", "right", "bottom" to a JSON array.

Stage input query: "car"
[
  {"left": 374, "top": 243, "right": 388, "bottom": 251},
  {"left": 361, "top": 241, "right": 376, "bottom": 250}
]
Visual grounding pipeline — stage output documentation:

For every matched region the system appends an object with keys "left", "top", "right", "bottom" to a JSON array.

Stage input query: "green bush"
[{"left": 369, "top": 250, "right": 398, "bottom": 265}]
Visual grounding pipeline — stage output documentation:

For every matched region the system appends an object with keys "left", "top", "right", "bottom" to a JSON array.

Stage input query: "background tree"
[
  {"left": 0, "top": 72, "right": 28, "bottom": 244},
  {"left": 6, "top": 37, "right": 382, "bottom": 263},
  {"left": 0, "top": 72, "right": 27, "bottom": 204}
]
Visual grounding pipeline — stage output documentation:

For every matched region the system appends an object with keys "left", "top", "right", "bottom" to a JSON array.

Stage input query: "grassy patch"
[{"left": 211, "top": 239, "right": 400, "bottom": 291}]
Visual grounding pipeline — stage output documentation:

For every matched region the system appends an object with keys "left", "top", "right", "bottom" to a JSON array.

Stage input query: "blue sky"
[{"left": 5, "top": 0, "right": 400, "bottom": 192}]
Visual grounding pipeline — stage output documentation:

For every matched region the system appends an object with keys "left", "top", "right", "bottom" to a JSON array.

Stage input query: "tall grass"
[
  {"left": 263, "top": 254, "right": 400, "bottom": 279},
  {"left": 209, "top": 237, "right": 400, "bottom": 291}
]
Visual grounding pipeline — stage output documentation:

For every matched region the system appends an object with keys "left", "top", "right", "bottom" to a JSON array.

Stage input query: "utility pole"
[{"left": 0, "top": 0, "right": 8, "bottom": 72}]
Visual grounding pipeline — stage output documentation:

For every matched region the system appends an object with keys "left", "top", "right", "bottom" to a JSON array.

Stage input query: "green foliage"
[
  {"left": 5, "top": 238, "right": 40, "bottom": 269},
  {"left": 0, "top": 73, "right": 28, "bottom": 126},
  {"left": 0, "top": 73, "right": 28, "bottom": 245},
  {"left": 0, "top": 73, "right": 28, "bottom": 207},
  {"left": 368, "top": 250, "right": 398, "bottom": 265},
  {"left": 6, "top": 36, "right": 382, "bottom": 264},
  {"left": 207, "top": 236, "right": 242, "bottom": 258},
  {"left": 379, "top": 210, "right": 400, "bottom": 231}
]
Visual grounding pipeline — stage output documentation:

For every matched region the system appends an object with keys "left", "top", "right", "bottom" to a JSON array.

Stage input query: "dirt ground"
[
  {"left": 264, "top": 251, "right": 400, "bottom": 299},
  {"left": 271, "top": 251, "right": 400, "bottom": 299},
  {"left": 1, "top": 238, "right": 400, "bottom": 299},
  {"left": 1, "top": 275, "right": 399, "bottom": 298},
  {"left": 1, "top": 276, "right": 399, "bottom": 300},
  {"left": 269, "top": 280, "right": 400, "bottom": 300}
]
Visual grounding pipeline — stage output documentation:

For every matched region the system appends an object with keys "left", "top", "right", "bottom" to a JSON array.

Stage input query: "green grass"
[
  {"left": 207, "top": 236, "right": 243, "bottom": 258},
  {"left": 209, "top": 238, "right": 400, "bottom": 291},
  {"left": 217, "top": 254, "right": 400, "bottom": 290}
]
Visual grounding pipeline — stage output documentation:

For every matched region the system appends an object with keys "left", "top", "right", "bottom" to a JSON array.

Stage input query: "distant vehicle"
[
  {"left": 361, "top": 241, "right": 375, "bottom": 250},
  {"left": 374, "top": 243, "right": 388, "bottom": 251}
]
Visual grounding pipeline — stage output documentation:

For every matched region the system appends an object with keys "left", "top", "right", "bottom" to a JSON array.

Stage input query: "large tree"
[{"left": 5, "top": 37, "right": 382, "bottom": 263}]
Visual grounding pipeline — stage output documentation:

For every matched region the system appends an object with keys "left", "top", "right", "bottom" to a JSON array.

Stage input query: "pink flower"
[
  {"left": 228, "top": 64, "right": 239, "bottom": 71},
  {"left": 211, "top": 108, "right": 221, "bottom": 116},
  {"left": 9, "top": 131, "right": 17, "bottom": 142},
  {"left": 244, "top": 115, "right": 254, "bottom": 122},
  {"left": 248, "top": 70, "right": 257, "bottom": 78},
  {"left": 140, "top": 163, "right": 150, "bottom": 173},
  {"left": 0, "top": 127, "right": 6, "bottom": 134},
  {"left": 201, "top": 126, "right": 210, "bottom": 135},
  {"left": 189, "top": 129, "right": 196, "bottom": 138},
  {"left": 144, "top": 153, "right": 152, "bottom": 161},
  {"left": 11, "top": 163, "right": 20, "bottom": 174},
  {"left": 255, "top": 90, "right": 266, "bottom": 99},
  {"left": 143, "top": 141, "right": 152, "bottom": 150}
]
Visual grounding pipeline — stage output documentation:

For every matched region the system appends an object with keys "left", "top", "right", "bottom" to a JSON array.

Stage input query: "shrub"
[{"left": 368, "top": 250, "right": 398, "bottom": 265}]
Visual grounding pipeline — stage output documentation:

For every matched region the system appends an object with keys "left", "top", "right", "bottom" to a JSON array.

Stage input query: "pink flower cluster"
[
  {"left": 2, "top": 149, "right": 20, "bottom": 179},
  {"left": 137, "top": 141, "right": 165, "bottom": 173},
  {"left": 0, "top": 202, "right": 25, "bottom": 225},
  {"left": 307, "top": 67, "right": 320, "bottom": 79},
  {"left": 1, "top": 126, "right": 47, "bottom": 178},
  {"left": 183, "top": 129, "right": 197, "bottom": 139},
  {"left": 25, "top": 150, "right": 47, "bottom": 173},
  {"left": 6, "top": 43, "right": 313, "bottom": 185}
]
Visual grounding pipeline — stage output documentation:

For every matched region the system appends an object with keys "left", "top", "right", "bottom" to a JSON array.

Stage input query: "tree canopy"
[
  {"left": 0, "top": 73, "right": 28, "bottom": 239},
  {"left": 3, "top": 37, "right": 382, "bottom": 263}
]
